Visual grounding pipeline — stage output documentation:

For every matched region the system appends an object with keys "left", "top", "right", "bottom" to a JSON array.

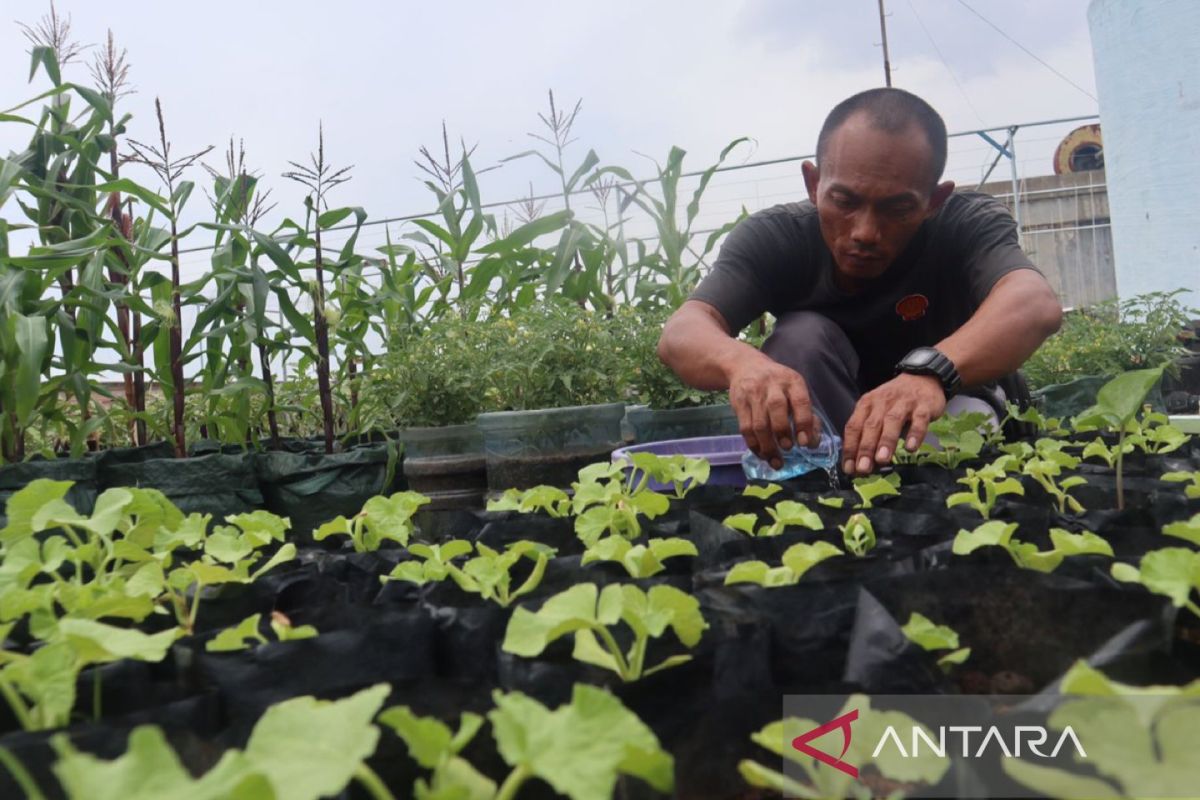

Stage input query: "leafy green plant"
[
  {"left": 891, "top": 411, "right": 993, "bottom": 469},
  {"left": 381, "top": 683, "right": 675, "bottom": 800},
  {"left": 570, "top": 462, "right": 670, "bottom": 545},
  {"left": 581, "top": 535, "right": 697, "bottom": 578},
  {"left": 1112, "top": 547, "right": 1200, "bottom": 617},
  {"left": 954, "top": 521, "right": 1113, "bottom": 573},
  {"left": 205, "top": 611, "right": 318, "bottom": 652},
  {"left": 742, "top": 483, "right": 783, "bottom": 501},
  {"left": 738, "top": 696, "right": 949, "bottom": 799},
  {"left": 723, "top": 500, "right": 823, "bottom": 538},
  {"left": 852, "top": 473, "right": 900, "bottom": 509},
  {"left": 502, "top": 583, "right": 706, "bottom": 682},
  {"left": 1163, "top": 513, "right": 1200, "bottom": 546},
  {"left": 901, "top": 612, "right": 971, "bottom": 670},
  {"left": 447, "top": 541, "right": 555, "bottom": 607},
  {"left": 1023, "top": 289, "right": 1195, "bottom": 388},
  {"left": 624, "top": 452, "right": 710, "bottom": 500},
  {"left": 840, "top": 512, "right": 876, "bottom": 557},
  {"left": 1022, "top": 452, "right": 1087, "bottom": 515},
  {"left": 314, "top": 491, "right": 430, "bottom": 552},
  {"left": 487, "top": 485, "right": 571, "bottom": 517},
  {"left": 946, "top": 459, "right": 1025, "bottom": 518},
  {"left": 383, "top": 540, "right": 474, "bottom": 586},
  {"left": 43, "top": 684, "right": 392, "bottom": 800},
  {"left": 1003, "top": 403, "right": 1068, "bottom": 437},
  {"left": 1074, "top": 367, "right": 1165, "bottom": 510},
  {"left": 724, "top": 542, "right": 843, "bottom": 587}
]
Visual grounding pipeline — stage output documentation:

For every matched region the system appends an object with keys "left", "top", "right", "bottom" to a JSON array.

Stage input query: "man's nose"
[{"left": 850, "top": 210, "right": 882, "bottom": 248}]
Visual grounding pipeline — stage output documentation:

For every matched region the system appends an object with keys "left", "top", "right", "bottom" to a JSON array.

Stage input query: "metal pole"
[
  {"left": 878, "top": 0, "right": 893, "bottom": 86},
  {"left": 1007, "top": 126, "right": 1022, "bottom": 234}
]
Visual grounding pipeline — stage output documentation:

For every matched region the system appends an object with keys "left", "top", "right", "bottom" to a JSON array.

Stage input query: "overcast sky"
[{"left": 1, "top": 0, "right": 1100, "bottom": 273}]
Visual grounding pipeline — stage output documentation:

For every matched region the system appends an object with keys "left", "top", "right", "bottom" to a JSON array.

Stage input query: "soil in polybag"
[
  {"left": 864, "top": 564, "right": 1175, "bottom": 692},
  {"left": 0, "top": 457, "right": 97, "bottom": 528},
  {"left": 473, "top": 512, "right": 583, "bottom": 557},
  {"left": 255, "top": 441, "right": 401, "bottom": 541},
  {"left": 96, "top": 450, "right": 262, "bottom": 519},
  {"left": 187, "top": 604, "right": 436, "bottom": 727}
]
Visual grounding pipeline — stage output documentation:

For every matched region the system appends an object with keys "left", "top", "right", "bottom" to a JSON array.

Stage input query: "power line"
[
  {"left": 953, "top": 0, "right": 1097, "bottom": 102},
  {"left": 905, "top": 0, "right": 985, "bottom": 125}
]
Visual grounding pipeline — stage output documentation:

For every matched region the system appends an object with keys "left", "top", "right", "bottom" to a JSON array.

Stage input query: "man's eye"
[{"left": 831, "top": 195, "right": 855, "bottom": 209}]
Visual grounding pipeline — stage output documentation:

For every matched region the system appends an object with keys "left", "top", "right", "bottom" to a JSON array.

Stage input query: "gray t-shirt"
[{"left": 690, "top": 191, "right": 1037, "bottom": 389}]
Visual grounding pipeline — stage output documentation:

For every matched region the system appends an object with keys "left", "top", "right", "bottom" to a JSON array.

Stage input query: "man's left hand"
[{"left": 842, "top": 373, "right": 947, "bottom": 476}]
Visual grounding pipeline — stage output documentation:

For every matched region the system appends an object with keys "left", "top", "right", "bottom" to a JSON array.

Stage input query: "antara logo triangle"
[{"left": 791, "top": 708, "right": 859, "bottom": 779}]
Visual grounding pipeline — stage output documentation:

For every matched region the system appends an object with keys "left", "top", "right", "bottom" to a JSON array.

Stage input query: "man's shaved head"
[{"left": 816, "top": 88, "right": 948, "bottom": 186}]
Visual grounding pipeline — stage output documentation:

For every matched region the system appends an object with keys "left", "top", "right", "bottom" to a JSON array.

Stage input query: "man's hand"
[
  {"left": 842, "top": 373, "right": 946, "bottom": 476},
  {"left": 728, "top": 358, "right": 818, "bottom": 470}
]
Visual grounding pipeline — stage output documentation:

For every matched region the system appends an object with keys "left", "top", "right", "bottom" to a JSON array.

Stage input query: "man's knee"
[{"left": 762, "top": 311, "right": 858, "bottom": 375}]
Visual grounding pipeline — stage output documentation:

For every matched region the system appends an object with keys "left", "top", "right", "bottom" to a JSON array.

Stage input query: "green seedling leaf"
[
  {"left": 760, "top": 501, "right": 823, "bottom": 536},
  {"left": 207, "top": 613, "right": 267, "bottom": 652},
  {"left": 781, "top": 541, "right": 843, "bottom": 578},
  {"left": 1164, "top": 513, "right": 1200, "bottom": 546},
  {"left": 743, "top": 483, "right": 782, "bottom": 500},
  {"left": 840, "top": 512, "right": 876, "bottom": 557},
  {"left": 1, "top": 479, "right": 73, "bottom": 545},
  {"left": 817, "top": 496, "right": 846, "bottom": 509},
  {"left": 244, "top": 683, "right": 389, "bottom": 800},
  {"left": 224, "top": 510, "right": 290, "bottom": 546},
  {"left": 722, "top": 513, "right": 758, "bottom": 535},
  {"left": 360, "top": 491, "right": 430, "bottom": 549},
  {"left": 952, "top": 521, "right": 1019, "bottom": 555},
  {"left": 853, "top": 474, "right": 900, "bottom": 509},
  {"left": 1162, "top": 472, "right": 1200, "bottom": 500},
  {"left": 487, "top": 485, "right": 570, "bottom": 517},
  {"left": 901, "top": 612, "right": 961, "bottom": 652},
  {"left": 378, "top": 705, "right": 484, "bottom": 770},
  {"left": 56, "top": 618, "right": 179, "bottom": 665},
  {"left": 52, "top": 726, "right": 269, "bottom": 800},
  {"left": 204, "top": 528, "right": 255, "bottom": 565},
  {"left": 488, "top": 684, "right": 674, "bottom": 800},
  {"left": 1111, "top": 547, "right": 1200, "bottom": 613}
]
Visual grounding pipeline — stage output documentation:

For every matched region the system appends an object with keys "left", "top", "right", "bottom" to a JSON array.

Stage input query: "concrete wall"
[{"left": 979, "top": 169, "right": 1115, "bottom": 310}]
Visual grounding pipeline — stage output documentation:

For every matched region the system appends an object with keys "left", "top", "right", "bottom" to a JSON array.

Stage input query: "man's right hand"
[{"left": 728, "top": 357, "right": 817, "bottom": 470}]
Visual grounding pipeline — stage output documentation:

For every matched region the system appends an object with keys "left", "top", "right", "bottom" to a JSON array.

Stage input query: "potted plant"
[{"left": 476, "top": 302, "right": 626, "bottom": 490}]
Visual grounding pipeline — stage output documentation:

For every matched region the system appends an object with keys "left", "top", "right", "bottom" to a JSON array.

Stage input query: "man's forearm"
[
  {"left": 657, "top": 302, "right": 769, "bottom": 390},
  {"left": 937, "top": 269, "right": 1063, "bottom": 388}
]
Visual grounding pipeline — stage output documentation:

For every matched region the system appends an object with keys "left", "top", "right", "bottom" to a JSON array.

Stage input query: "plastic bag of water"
[{"left": 741, "top": 405, "right": 842, "bottom": 482}]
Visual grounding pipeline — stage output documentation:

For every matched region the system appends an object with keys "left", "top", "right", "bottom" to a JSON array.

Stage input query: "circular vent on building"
[{"left": 1054, "top": 124, "right": 1104, "bottom": 174}]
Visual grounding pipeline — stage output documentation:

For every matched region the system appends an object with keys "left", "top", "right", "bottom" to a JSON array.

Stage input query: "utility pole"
[{"left": 877, "top": 0, "right": 893, "bottom": 86}]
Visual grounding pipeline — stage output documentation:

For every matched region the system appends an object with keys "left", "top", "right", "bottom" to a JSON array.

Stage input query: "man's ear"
[
  {"left": 927, "top": 180, "right": 955, "bottom": 214},
  {"left": 801, "top": 160, "right": 820, "bottom": 204}
]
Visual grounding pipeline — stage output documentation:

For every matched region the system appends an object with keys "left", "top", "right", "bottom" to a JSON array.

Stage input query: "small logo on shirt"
[{"left": 895, "top": 294, "right": 929, "bottom": 322}]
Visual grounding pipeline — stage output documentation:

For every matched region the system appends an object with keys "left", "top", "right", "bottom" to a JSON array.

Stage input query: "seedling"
[
  {"left": 946, "top": 459, "right": 1025, "bottom": 519},
  {"left": 314, "top": 491, "right": 431, "bottom": 552},
  {"left": 1074, "top": 367, "right": 1164, "bottom": 510},
  {"left": 486, "top": 485, "right": 571, "bottom": 517},
  {"left": 570, "top": 462, "right": 670, "bottom": 545},
  {"left": 1112, "top": 547, "right": 1200, "bottom": 618},
  {"left": 581, "top": 535, "right": 697, "bottom": 578},
  {"left": 626, "top": 452, "right": 711, "bottom": 499},
  {"left": 206, "top": 611, "right": 318, "bottom": 653},
  {"left": 449, "top": 541, "right": 555, "bottom": 607},
  {"left": 852, "top": 473, "right": 900, "bottom": 509},
  {"left": 840, "top": 512, "right": 876, "bottom": 557},
  {"left": 1022, "top": 453, "right": 1087, "bottom": 515},
  {"left": 382, "top": 682, "right": 673, "bottom": 800},
  {"left": 901, "top": 611, "right": 971, "bottom": 670},
  {"left": 1003, "top": 402, "right": 1068, "bottom": 437},
  {"left": 893, "top": 411, "right": 993, "bottom": 469},
  {"left": 724, "top": 500, "right": 823, "bottom": 538},
  {"left": 953, "top": 521, "right": 1112, "bottom": 573},
  {"left": 383, "top": 540, "right": 474, "bottom": 586},
  {"left": 724, "top": 541, "right": 843, "bottom": 587},
  {"left": 1133, "top": 413, "right": 1190, "bottom": 455},
  {"left": 48, "top": 684, "right": 392, "bottom": 800},
  {"left": 502, "top": 582, "right": 707, "bottom": 682}
]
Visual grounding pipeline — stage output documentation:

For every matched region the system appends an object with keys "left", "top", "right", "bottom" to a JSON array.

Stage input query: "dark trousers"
[{"left": 762, "top": 311, "right": 1013, "bottom": 440}]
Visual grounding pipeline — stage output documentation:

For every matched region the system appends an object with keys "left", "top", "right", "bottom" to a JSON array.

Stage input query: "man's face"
[{"left": 802, "top": 113, "right": 954, "bottom": 288}]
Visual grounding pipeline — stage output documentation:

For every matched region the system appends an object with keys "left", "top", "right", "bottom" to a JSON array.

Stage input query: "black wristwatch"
[{"left": 896, "top": 347, "right": 962, "bottom": 397}]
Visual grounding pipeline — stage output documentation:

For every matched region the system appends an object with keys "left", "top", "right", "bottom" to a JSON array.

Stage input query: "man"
[{"left": 658, "top": 87, "right": 1063, "bottom": 476}]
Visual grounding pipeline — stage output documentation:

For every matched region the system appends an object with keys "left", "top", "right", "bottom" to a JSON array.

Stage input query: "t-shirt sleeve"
[
  {"left": 689, "top": 213, "right": 787, "bottom": 334},
  {"left": 956, "top": 194, "right": 1040, "bottom": 303}
]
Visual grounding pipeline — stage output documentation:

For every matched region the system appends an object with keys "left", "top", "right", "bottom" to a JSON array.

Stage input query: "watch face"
[{"left": 906, "top": 348, "right": 937, "bottom": 368}]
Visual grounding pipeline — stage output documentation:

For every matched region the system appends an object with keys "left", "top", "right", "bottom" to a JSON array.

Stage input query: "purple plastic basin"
[{"left": 610, "top": 434, "right": 749, "bottom": 490}]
